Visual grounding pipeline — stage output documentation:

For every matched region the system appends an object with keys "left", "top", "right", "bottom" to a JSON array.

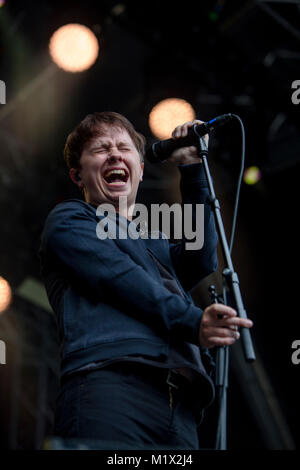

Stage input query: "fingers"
[
  {"left": 171, "top": 120, "right": 209, "bottom": 152},
  {"left": 205, "top": 336, "right": 237, "bottom": 348},
  {"left": 167, "top": 146, "right": 198, "bottom": 162},
  {"left": 205, "top": 304, "right": 253, "bottom": 328},
  {"left": 172, "top": 120, "right": 204, "bottom": 139},
  {"left": 206, "top": 303, "right": 237, "bottom": 319},
  {"left": 175, "top": 145, "right": 198, "bottom": 157},
  {"left": 225, "top": 316, "right": 253, "bottom": 329},
  {"left": 204, "top": 326, "right": 240, "bottom": 340},
  {"left": 199, "top": 303, "right": 253, "bottom": 349}
]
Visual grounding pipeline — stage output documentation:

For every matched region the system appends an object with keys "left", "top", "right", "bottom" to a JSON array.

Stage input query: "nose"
[{"left": 107, "top": 146, "right": 123, "bottom": 161}]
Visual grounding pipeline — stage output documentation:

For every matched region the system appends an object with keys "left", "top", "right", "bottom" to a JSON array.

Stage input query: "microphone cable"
[{"left": 228, "top": 114, "right": 246, "bottom": 254}]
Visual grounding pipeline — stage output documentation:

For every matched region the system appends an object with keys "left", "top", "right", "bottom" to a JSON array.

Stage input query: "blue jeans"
[{"left": 54, "top": 362, "right": 200, "bottom": 450}]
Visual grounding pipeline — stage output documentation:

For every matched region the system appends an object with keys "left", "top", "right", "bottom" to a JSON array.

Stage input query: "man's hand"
[
  {"left": 168, "top": 120, "right": 209, "bottom": 166},
  {"left": 199, "top": 303, "right": 253, "bottom": 349}
]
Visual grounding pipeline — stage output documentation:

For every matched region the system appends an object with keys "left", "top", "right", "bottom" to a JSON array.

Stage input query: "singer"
[{"left": 39, "top": 112, "right": 252, "bottom": 449}]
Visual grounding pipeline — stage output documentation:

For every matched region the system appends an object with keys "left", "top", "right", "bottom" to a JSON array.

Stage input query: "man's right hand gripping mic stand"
[{"left": 196, "top": 134, "right": 256, "bottom": 450}]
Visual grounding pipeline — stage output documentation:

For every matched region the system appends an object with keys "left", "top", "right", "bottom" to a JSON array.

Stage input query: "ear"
[
  {"left": 139, "top": 162, "right": 144, "bottom": 181},
  {"left": 69, "top": 168, "right": 83, "bottom": 188}
]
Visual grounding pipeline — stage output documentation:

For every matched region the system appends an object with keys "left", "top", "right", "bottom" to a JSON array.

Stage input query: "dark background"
[{"left": 0, "top": 0, "right": 299, "bottom": 450}]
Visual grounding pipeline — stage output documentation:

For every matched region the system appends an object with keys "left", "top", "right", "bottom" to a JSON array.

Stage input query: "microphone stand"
[{"left": 196, "top": 135, "right": 256, "bottom": 450}]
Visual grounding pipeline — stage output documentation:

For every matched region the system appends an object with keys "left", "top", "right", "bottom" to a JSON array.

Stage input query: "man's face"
[{"left": 78, "top": 125, "right": 144, "bottom": 210}]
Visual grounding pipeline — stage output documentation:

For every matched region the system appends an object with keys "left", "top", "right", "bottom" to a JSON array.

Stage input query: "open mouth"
[{"left": 103, "top": 168, "right": 129, "bottom": 185}]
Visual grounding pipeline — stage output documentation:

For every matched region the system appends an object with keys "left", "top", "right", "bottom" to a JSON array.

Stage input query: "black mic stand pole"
[{"left": 196, "top": 135, "right": 256, "bottom": 450}]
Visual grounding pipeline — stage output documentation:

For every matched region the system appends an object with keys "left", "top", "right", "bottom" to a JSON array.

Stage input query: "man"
[{"left": 39, "top": 111, "right": 253, "bottom": 450}]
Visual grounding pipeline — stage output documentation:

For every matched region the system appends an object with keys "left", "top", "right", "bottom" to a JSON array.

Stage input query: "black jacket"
[{"left": 39, "top": 163, "right": 218, "bottom": 408}]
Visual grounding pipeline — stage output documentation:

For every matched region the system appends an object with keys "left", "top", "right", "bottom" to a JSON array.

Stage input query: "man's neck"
[{"left": 87, "top": 197, "right": 135, "bottom": 221}]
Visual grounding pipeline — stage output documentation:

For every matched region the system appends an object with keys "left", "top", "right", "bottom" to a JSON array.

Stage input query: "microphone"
[{"left": 145, "top": 113, "right": 233, "bottom": 163}]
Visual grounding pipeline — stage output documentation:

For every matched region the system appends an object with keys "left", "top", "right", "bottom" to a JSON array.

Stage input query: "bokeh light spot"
[
  {"left": 0, "top": 276, "right": 12, "bottom": 314},
  {"left": 149, "top": 98, "right": 196, "bottom": 140},
  {"left": 243, "top": 166, "right": 262, "bottom": 185},
  {"left": 49, "top": 23, "right": 99, "bottom": 73}
]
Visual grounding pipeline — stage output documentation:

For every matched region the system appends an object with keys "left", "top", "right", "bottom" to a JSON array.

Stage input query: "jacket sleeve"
[
  {"left": 41, "top": 201, "right": 204, "bottom": 345},
  {"left": 169, "top": 162, "right": 218, "bottom": 292}
]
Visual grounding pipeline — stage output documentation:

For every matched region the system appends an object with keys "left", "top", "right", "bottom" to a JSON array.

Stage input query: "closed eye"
[
  {"left": 90, "top": 144, "right": 133, "bottom": 153},
  {"left": 91, "top": 147, "right": 108, "bottom": 154}
]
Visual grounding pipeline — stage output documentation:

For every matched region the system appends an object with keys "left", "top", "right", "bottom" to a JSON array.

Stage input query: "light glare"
[
  {"left": 49, "top": 23, "right": 99, "bottom": 72},
  {"left": 0, "top": 277, "right": 12, "bottom": 313},
  {"left": 243, "top": 166, "right": 262, "bottom": 185},
  {"left": 149, "top": 98, "right": 196, "bottom": 140}
]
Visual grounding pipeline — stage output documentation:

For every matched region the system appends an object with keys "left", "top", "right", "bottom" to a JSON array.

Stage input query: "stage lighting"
[
  {"left": 49, "top": 24, "right": 99, "bottom": 72},
  {"left": 0, "top": 276, "right": 12, "bottom": 313},
  {"left": 243, "top": 166, "right": 262, "bottom": 185},
  {"left": 148, "top": 98, "right": 196, "bottom": 140}
]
